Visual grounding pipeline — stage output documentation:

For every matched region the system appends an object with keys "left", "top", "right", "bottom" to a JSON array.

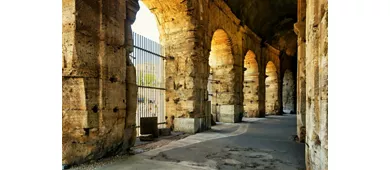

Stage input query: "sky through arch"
[{"left": 132, "top": 1, "right": 160, "bottom": 43}]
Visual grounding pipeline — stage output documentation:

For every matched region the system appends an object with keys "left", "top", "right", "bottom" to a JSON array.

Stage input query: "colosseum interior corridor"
[{"left": 61, "top": 0, "right": 328, "bottom": 169}]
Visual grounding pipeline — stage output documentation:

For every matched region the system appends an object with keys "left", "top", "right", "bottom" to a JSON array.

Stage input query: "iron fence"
[{"left": 130, "top": 32, "right": 166, "bottom": 136}]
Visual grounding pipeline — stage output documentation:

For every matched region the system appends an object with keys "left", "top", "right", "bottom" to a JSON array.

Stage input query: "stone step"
[
  {"left": 159, "top": 128, "right": 171, "bottom": 136},
  {"left": 139, "top": 134, "right": 154, "bottom": 141}
]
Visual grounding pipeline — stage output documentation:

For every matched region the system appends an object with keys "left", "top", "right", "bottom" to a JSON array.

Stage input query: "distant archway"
[
  {"left": 283, "top": 69, "right": 295, "bottom": 113},
  {"left": 208, "top": 29, "right": 234, "bottom": 122},
  {"left": 265, "top": 61, "right": 279, "bottom": 114},
  {"left": 243, "top": 50, "right": 259, "bottom": 117}
]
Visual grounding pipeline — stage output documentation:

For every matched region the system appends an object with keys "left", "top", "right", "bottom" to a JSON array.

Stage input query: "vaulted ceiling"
[{"left": 224, "top": 0, "right": 297, "bottom": 56}]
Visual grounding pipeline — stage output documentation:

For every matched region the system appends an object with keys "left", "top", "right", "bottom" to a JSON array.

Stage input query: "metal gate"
[{"left": 130, "top": 32, "right": 166, "bottom": 136}]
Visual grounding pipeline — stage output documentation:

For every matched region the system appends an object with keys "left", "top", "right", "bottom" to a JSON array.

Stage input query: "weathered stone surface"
[
  {"left": 205, "top": 101, "right": 212, "bottom": 129},
  {"left": 124, "top": 64, "right": 138, "bottom": 149},
  {"left": 294, "top": 2, "right": 307, "bottom": 142},
  {"left": 62, "top": 0, "right": 329, "bottom": 168},
  {"left": 282, "top": 69, "right": 295, "bottom": 113},
  {"left": 304, "top": 0, "right": 328, "bottom": 169},
  {"left": 173, "top": 116, "right": 210, "bottom": 134},
  {"left": 265, "top": 61, "right": 279, "bottom": 115},
  {"left": 142, "top": 0, "right": 260, "bottom": 125},
  {"left": 62, "top": 0, "right": 139, "bottom": 166},
  {"left": 219, "top": 105, "right": 240, "bottom": 123},
  {"left": 173, "top": 118, "right": 200, "bottom": 134},
  {"left": 208, "top": 29, "right": 238, "bottom": 122},
  {"left": 243, "top": 50, "right": 259, "bottom": 117}
]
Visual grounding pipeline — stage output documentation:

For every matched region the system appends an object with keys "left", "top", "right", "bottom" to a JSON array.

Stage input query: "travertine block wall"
[
  {"left": 243, "top": 51, "right": 259, "bottom": 117},
  {"left": 295, "top": 0, "right": 328, "bottom": 168},
  {"left": 282, "top": 69, "right": 295, "bottom": 113},
  {"left": 295, "top": 0, "right": 307, "bottom": 143},
  {"left": 265, "top": 61, "right": 279, "bottom": 115},
  {"left": 200, "top": 0, "right": 266, "bottom": 120},
  {"left": 62, "top": 0, "right": 139, "bottom": 165},
  {"left": 62, "top": 0, "right": 297, "bottom": 165},
  {"left": 142, "top": 0, "right": 267, "bottom": 124},
  {"left": 209, "top": 29, "right": 236, "bottom": 113},
  {"left": 304, "top": 0, "right": 328, "bottom": 169},
  {"left": 241, "top": 25, "right": 264, "bottom": 118},
  {"left": 142, "top": 0, "right": 206, "bottom": 127},
  {"left": 262, "top": 44, "right": 281, "bottom": 115},
  {"left": 203, "top": 0, "right": 245, "bottom": 121},
  {"left": 242, "top": 27, "right": 265, "bottom": 118}
]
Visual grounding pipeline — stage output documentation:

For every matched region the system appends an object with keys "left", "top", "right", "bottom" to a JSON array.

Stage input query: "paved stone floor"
[{"left": 94, "top": 114, "right": 305, "bottom": 170}]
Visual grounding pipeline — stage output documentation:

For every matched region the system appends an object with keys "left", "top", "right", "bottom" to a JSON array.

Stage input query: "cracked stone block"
[
  {"left": 219, "top": 105, "right": 239, "bottom": 123},
  {"left": 173, "top": 118, "right": 200, "bottom": 134}
]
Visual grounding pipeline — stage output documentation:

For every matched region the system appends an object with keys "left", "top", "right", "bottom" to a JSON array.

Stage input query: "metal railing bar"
[
  {"left": 133, "top": 46, "right": 166, "bottom": 59},
  {"left": 138, "top": 85, "right": 166, "bottom": 90}
]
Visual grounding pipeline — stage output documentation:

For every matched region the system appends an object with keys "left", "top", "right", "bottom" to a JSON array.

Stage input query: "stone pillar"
[
  {"left": 305, "top": 0, "right": 328, "bottom": 169},
  {"left": 162, "top": 25, "right": 203, "bottom": 125},
  {"left": 263, "top": 44, "right": 281, "bottom": 115},
  {"left": 124, "top": 0, "right": 139, "bottom": 150},
  {"left": 243, "top": 51, "right": 260, "bottom": 118},
  {"left": 293, "top": 65, "right": 298, "bottom": 114},
  {"left": 243, "top": 75, "right": 260, "bottom": 117},
  {"left": 258, "top": 48, "right": 267, "bottom": 117},
  {"left": 278, "top": 59, "right": 284, "bottom": 115},
  {"left": 62, "top": 0, "right": 139, "bottom": 165},
  {"left": 294, "top": 0, "right": 307, "bottom": 143},
  {"left": 282, "top": 69, "right": 295, "bottom": 113},
  {"left": 62, "top": 0, "right": 102, "bottom": 165},
  {"left": 142, "top": 0, "right": 208, "bottom": 130}
]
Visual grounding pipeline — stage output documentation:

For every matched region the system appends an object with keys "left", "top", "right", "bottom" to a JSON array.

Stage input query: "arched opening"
[
  {"left": 132, "top": 1, "right": 160, "bottom": 42},
  {"left": 131, "top": 1, "right": 165, "bottom": 136},
  {"left": 282, "top": 69, "right": 295, "bottom": 114},
  {"left": 265, "top": 61, "right": 279, "bottom": 115},
  {"left": 243, "top": 50, "right": 259, "bottom": 117},
  {"left": 141, "top": 0, "right": 211, "bottom": 131},
  {"left": 208, "top": 29, "right": 235, "bottom": 122}
]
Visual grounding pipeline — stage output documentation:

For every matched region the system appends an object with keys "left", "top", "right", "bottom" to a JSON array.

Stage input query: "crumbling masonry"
[{"left": 62, "top": 0, "right": 328, "bottom": 169}]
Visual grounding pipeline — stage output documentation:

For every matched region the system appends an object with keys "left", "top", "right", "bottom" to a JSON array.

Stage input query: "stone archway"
[
  {"left": 142, "top": 0, "right": 204, "bottom": 128},
  {"left": 282, "top": 69, "right": 295, "bottom": 113},
  {"left": 208, "top": 29, "right": 235, "bottom": 122},
  {"left": 243, "top": 50, "right": 259, "bottom": 117},
  {"left": 265, "top": 61, "right": 279, "bottom": 115}
]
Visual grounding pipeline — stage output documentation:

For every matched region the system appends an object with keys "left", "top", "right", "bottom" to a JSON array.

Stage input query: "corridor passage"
[{"left": 92, "top": 115, "right": 305, "bottom": 170}]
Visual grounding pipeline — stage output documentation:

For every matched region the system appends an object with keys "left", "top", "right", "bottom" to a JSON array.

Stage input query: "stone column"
[
  {"left": 294, "top": 0, "right": 307, "bottom": 143},
  {"left": 293, "top": 65, "right": 298, "bottom": 114},
  {"left": 278, "top": 54, "right": 284, "bottom": 115},
  {"left": 62, "top": 0, "right": 102, "bottom": 165},
  {"left": 243, "top": 71, "right": 260, "bottom": 118},
  {"left": 62, "top": 0, "right": 139, "bottom": 165},
  {"left": 258, "top": 47, "right": 267, "bottom": 117},
  {"left": 305, "top": 0, "right": 328, "bottom": 169},
  {"left": 142, "top": 0, "right": 209, "bottom": 132},
  {"left": 282, "top": 69, "right": 295, "bottom": 113},
  {"left": 124, "top": 0, "right": 139, "bottom": 150}
]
